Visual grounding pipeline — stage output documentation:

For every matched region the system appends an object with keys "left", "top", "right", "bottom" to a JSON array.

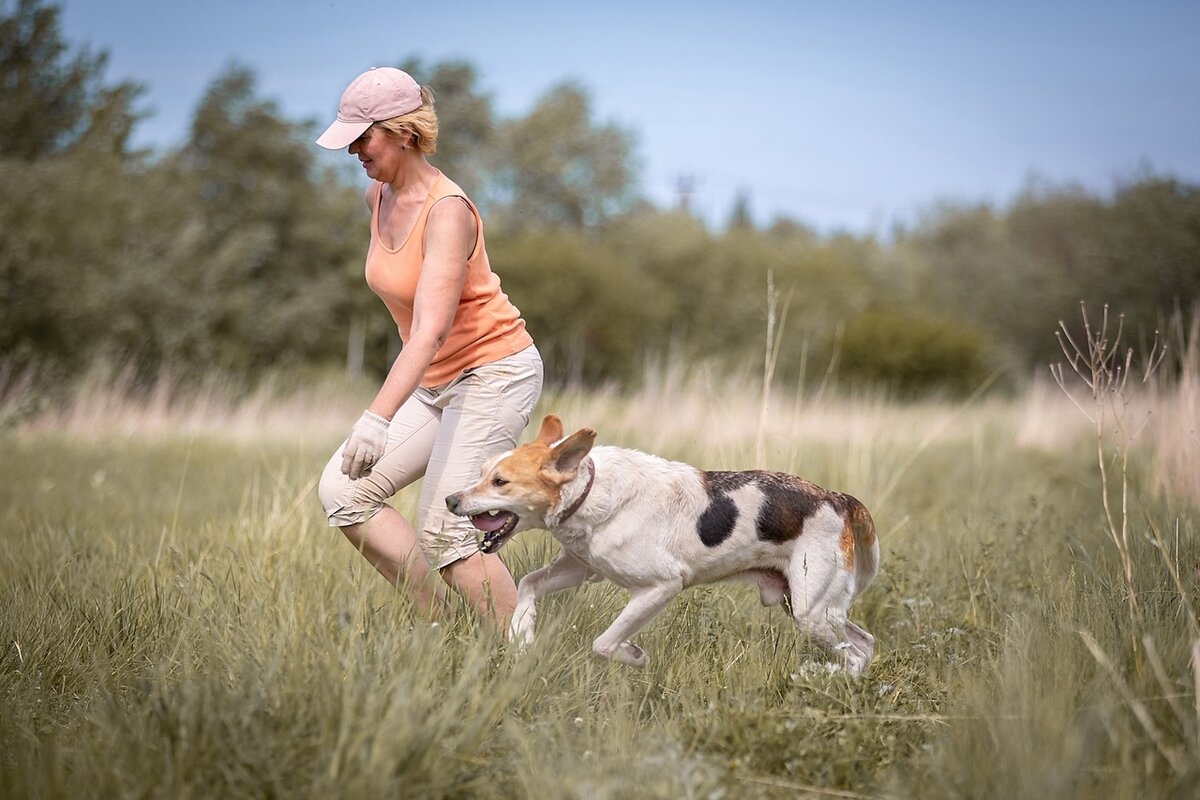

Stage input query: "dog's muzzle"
[
  {"left": 471, "top": 510, "right": 520, "bottom": 553},
  {"left": 446, "top": 492, "right": 520, "bottom": 553}
]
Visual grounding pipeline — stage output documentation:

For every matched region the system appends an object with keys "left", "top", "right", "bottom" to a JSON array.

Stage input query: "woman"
[{"left": 315, "top": 67, "right": 542, "bottom": 631}]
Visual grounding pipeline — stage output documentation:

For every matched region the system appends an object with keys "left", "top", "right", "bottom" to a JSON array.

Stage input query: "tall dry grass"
[
  {"left": 0, "top": 360, "right": 368, "bottom": 442},
  {"left": 1, "top": 348, "right": 1198, "bottom": 798},
  {"left": 1153, "top": 312, "right": 1200, "bottom": 507}
]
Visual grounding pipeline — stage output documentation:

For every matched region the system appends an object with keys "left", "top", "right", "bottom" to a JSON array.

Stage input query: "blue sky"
[{"left": 59, "top": 0, "right": 1200, "bottom": 233}]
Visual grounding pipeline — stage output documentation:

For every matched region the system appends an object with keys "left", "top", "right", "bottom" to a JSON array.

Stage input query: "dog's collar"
[{"left": 557, "top": 458, "right": 595, "bottom": 524}]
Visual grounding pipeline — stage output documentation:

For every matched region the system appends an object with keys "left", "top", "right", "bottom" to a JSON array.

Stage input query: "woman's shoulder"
[
  {"left": 431, "top": 172, "right": 470, "bottom": 201},
  {"left": 429, "top": 172, "right": 478, "bottom": 221}
]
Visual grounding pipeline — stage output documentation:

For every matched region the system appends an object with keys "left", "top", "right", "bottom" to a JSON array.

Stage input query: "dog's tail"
[{"left": 846, "top": 497, "right": 879, "bottom": 597}]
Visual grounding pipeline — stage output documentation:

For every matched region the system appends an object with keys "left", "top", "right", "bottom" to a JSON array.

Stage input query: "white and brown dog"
[{"left": 445, "top": 415, "right": 880, "bottom": 675}]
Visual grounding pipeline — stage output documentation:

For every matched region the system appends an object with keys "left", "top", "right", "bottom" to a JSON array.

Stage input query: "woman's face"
[{"left": 347, "top": 126, "right": 406, "bottom": 183}]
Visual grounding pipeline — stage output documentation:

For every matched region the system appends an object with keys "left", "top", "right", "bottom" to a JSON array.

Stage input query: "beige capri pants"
[{"left": 318, "top": 345, "right": 543, "bottom": 569}]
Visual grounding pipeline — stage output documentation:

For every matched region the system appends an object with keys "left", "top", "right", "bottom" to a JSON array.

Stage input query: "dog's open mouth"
[{"left": 470, "top": 510, "right": 520, "bottom": 553}]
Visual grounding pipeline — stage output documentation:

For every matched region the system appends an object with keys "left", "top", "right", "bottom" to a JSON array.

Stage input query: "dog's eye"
[{"left": 491, "top": 477, "right": 509, "bottom": 487}]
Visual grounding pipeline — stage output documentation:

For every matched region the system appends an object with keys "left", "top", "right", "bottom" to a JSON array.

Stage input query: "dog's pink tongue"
[{"left": 470, "top": 513, "right": 508, "bottom": 532}]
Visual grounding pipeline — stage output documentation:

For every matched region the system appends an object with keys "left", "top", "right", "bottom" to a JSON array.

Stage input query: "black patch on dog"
[
  {"left": 698, "top": 471, "right": 755, "bottom": 547},
  {"left": 702, "top": 470, "right": 840, "bottom": 545},
  {"left": 697, "top": 493, "right": 738, "bottom": 547}
]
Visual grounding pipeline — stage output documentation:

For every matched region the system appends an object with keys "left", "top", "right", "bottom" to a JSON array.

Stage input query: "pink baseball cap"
[{"left": 316, "top": 67, "right": 422, "bottom": 149}]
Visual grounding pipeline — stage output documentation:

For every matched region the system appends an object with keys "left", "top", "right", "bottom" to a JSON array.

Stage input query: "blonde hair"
[{"left": 374, "top": 86, "right": 438, "bottom": 155}]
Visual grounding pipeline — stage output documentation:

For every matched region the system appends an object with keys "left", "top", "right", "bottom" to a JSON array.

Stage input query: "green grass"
[{"left": 1, "top": 380, "right": 1198, "bottom": 799}]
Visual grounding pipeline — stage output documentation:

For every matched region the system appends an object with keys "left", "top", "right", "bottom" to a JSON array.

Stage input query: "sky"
[{"left": 58, "top": 0, "right": 1200, "bottom": 234}]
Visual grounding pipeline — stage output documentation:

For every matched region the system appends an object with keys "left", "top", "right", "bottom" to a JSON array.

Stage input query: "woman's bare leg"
[
  {"left": 340, "top": 504, "right": 446, "bottom": 614},
  {"left": 439, "top": 552, "right": 518, "bottom": 634},
  {"left": 340, "top": 506, "right": 516, "bottom": 631}
]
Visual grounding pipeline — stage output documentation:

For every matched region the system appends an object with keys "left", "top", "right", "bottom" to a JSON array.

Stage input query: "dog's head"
[{"left": 445, "top": 415, "right": 596, "bottom": 553}]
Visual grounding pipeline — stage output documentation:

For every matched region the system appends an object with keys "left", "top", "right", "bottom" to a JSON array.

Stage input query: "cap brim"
[{"left": 315, "top": 119, "right": 372, "bottom": 149}]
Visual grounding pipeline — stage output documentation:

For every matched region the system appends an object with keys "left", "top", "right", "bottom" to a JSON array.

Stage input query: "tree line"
[{"left": 2, "top": 0, "right": 1197, "bottom": 395}]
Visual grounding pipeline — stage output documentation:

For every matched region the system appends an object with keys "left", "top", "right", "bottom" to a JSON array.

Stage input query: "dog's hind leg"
[
  {"left": 592, "top": 580, "right": 683, "bottom": 667},
  {"left": 844, "top": 620, "right": 874, "bottom": 664},
  {"left": 787, "top": 525, "right": 868, "bottom": 676},
  {"left": 510, "top": 551, "right": 594, "bottom": 646}
]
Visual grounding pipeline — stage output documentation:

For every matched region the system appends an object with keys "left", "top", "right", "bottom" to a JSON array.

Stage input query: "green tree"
[
  {"left": 1093, "top": 177, "right": 1200, "bottom": 329},
  {"left": 903, "top": 176, "right": 1200, "bottom": 372},
  {"left": 163, "top": 64, "right": 364, "bottom": 371},
  {"left": 0, "top": 0, "right": 142, "bottom": 160},
  {"left": 490, "top": 223, "right": 668, "bottom": 385},
  {"left": 1, "top": 61, "right": 367, "bottom": 377},
  {"left": 493, "top": 82, "right": 638, "bottom": 229},
  {"left": 0, "top": 0, "right": 150, "bottom": 372},
  {"left": 840, "top": 307, "right": 991, "bottom": 395}
]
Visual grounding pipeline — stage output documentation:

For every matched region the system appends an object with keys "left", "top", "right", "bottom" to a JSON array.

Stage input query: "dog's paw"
[
  {"left": 615, "top": 641, "right": 648, "bottom": 668},
  {"left": 592, "top": 637, "right": 649, "bottom": 667},
  {"left": 508, "top": 609, "right": 537, "bottom": 647},
  {"left": 791, "top": 661, "right": 845, "bottom": 680},
  {"left": 508, "top": 624, "right": 535, "bottom": 650}
]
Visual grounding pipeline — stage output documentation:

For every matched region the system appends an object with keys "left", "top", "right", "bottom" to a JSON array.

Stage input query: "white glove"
[{"left": 340, "top": 410, "right": 390, "bottom": 480}]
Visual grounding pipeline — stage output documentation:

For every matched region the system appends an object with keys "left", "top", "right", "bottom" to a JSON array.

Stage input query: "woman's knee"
[{"left": 317, "top": 451, "right": 384, "bottom": 525}]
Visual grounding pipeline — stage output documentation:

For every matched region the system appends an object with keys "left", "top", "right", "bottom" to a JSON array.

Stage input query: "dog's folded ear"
[
  {"left": 542, "top": 427, "right": 596, "bottom": 483},
  {"left": 535, "top": 414, "right": 565, "bottom": 445}
]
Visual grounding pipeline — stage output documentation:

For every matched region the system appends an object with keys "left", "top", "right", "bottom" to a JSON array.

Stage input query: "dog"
[{"left": 445, "top": 415, "right": 879, "bottom": 675}]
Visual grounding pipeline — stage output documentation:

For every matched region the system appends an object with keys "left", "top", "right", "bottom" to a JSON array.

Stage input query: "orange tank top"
[{"left": 364, "top": 173, "right": 533, "bottom": 388}]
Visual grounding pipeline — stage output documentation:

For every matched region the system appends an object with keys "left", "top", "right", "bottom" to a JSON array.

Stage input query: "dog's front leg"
[
  {"left": 592, "top": 581, "right": 682, "bottom": 668},
  {"left": 510, "top": 551, "right": 594, "bottom": 646}
]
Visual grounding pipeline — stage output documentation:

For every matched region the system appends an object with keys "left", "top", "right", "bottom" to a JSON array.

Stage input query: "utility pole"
[{"left": 673, "top": 174, "right": 697, "bottom": 215}]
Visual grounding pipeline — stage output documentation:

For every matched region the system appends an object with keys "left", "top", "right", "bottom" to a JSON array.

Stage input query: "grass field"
[{"left": 1, "top": 363, "right": 1198, "bottom": 799}]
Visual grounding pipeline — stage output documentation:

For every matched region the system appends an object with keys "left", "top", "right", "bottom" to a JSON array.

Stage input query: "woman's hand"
[{"left": 341, "top": 410, "right": 390, "bottom": 479}]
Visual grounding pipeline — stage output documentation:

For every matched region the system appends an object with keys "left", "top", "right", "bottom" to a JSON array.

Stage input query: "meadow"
[{"left": 1, "top": 354, "right": 1197, "bottom": 799}]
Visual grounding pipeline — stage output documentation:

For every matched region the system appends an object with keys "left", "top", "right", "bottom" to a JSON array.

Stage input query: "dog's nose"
[{"left": 445, "top": 492, "right": 462, "bottom": 514}]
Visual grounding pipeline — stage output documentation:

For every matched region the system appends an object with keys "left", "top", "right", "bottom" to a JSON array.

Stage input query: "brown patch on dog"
[
  {"left": 839, "top": 518, "right": 856, "bottom": 569},
  {"left": 849, "top": 501, "right": 875, "bottom": 548},
  {"left": 485, "top": 442, "right": 565, "bottom": 510},
  {"left": 838, "top": 497, "right": 876, "bottom": 573}
]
